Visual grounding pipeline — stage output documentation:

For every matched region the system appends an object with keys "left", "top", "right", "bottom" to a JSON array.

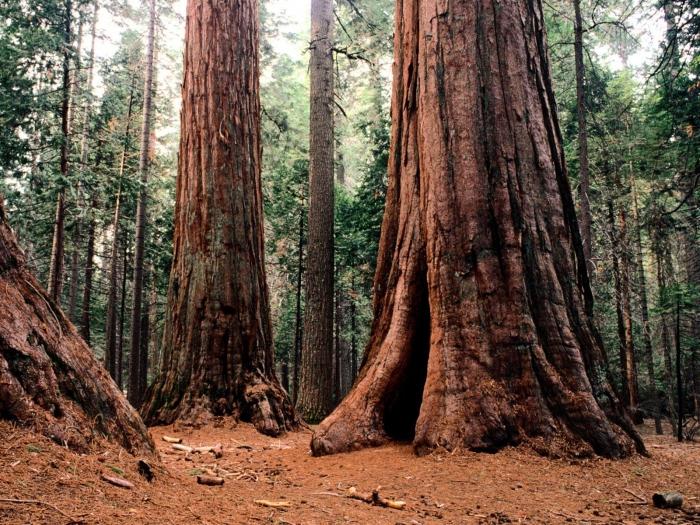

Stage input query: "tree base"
[
  {"left": 143, "top": 370, "right": 297, "bottom": 437},
  {"left": 0, "top": 203, "right": 154, "bottom": 456}
]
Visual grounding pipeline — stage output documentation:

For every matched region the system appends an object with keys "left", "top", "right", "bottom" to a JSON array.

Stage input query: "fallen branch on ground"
[
  {"left": 255, "top": 500, "right": 291, "bottom": 508},
  {"left": 171, "top": 443, "right": 223, "bottom": 458},
  {"left": 347, "top": 486, "right": 406, "bottom": 510},
  {"left": 196, "top": 475, "right": 224, "bottom": 486},
  {"left": 100, "top": 474, "right": 134, "bottom": 489},
  {"left": 162, "top": 435, "right": 182, "bottom": 444}
]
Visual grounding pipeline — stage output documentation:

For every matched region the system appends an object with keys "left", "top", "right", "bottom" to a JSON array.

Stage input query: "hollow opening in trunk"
[{"left": 381, "top": 280, "right": 430, "bottom": 441}]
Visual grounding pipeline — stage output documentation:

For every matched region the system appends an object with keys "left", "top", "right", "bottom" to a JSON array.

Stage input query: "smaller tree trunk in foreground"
[{"left": 0, "top": 203, "right": 153, "bottom": 455}]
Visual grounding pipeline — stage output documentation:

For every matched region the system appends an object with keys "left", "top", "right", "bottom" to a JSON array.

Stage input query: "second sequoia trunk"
[
  {"left": 311, "top": 0, "right": 644, "bottom": 458},
  {"left": 141, "top": 0, "right": 295, "bottom": 435}
]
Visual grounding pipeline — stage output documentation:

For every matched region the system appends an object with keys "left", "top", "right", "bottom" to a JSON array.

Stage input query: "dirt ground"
[{"left": 1, "top": 419, "right": 698, "bottom": 525}]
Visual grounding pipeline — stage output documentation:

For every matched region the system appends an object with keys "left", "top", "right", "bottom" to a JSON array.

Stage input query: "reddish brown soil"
[{"left": 1, "top": 420, "right": 698, "bottom": 524}]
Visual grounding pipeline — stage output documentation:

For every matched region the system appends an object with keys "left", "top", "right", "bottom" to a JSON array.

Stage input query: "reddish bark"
[
  {"left": 0, "top": 203, "right": 154, "bottom": 455},
  {"left": 141, "top": 0, "right": 296, "bottom": 435},
  {"left": 311, "top": 0, "right": 644, "bottom": 459}
]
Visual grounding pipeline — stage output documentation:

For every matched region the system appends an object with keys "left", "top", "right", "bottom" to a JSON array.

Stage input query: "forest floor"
[{"left": 1, "top": 419, "right": 699, "bottom": 525}]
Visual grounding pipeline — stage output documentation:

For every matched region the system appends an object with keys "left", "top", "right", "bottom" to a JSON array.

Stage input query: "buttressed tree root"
[
  {"left": 311, "top": 0, "right": 645, "bottom": 460},
  {"left": 0, "top": 202, "right": 154, "bottom": 455}
]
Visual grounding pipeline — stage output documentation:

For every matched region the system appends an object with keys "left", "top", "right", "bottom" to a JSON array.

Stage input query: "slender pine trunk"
[
  {"left": 104, "top": 84, "right": 135, "bottom": 378},
  {"left": 573, "top": 0, "right": 592, "bottom": 274},
  {"left": 128, "top": 0, "right": 157, "bottom": 408},
  {"left": 47, "top": 0, "right": 73, "bottom": 302}
]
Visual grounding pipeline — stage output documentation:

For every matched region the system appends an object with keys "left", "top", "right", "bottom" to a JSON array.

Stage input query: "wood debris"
[
  {"left": 254, "top": 499, "right": 291, "bottom": 508},
  {"left": 347, "top": 486, "right": 406, "bottom": 510},
  {"left": 196, "top": 475, "right": 224, "bottom": 486},
  {"left": 653, "top": 491, "right": 684, "bottom": 509},
  {"left": 100, "top": 473, "right": 134, "bottom": 489},
  {"left": 162, "top": 435, "right": 182, "bottom": 444}
]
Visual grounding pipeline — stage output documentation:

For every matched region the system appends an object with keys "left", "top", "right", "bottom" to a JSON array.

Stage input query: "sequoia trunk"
[
  {"left": 296, "top": 0, "right": 336, "bottom": 422},
  {"left": 141, "top": 0, "right": 295, "bottom": 435},
  {"left": 311, "top": 0, "right": 644, "bottom": 458},
  {"left": 0, "top": 203, "right": 153, "bottom": 455}
]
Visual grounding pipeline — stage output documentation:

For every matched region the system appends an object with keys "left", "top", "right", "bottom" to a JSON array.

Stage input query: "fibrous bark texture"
[
  {"left": 311, "top": 0, "right": 644, "bottom": 459},
  {"left": 296, "top": 0, "right": 336, "bottom": 422},
  {"left": 141, "top": 0, "right": 296, "bottom": 436},
  {"left": 0, "top": 203, "right": 154, "bottom": 455}
]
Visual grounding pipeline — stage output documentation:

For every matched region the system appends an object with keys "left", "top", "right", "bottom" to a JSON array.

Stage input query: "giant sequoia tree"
[
  {"left": 311, "top": 0, "right": 645, "bottom": 458},
  {"left": 0, "top": 203, "right": 153, "bottom": 455},
  {"left": 141, "top": 0, "right": 295, "bottom": 435}
]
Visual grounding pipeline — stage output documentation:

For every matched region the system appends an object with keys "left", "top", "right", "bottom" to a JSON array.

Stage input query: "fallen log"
[
  {"left": 100, "top": 473, "right": 134, "bottom": 489},
  {"left": 172, "top": 444, "right": 193, "bottom": 453},
  {"left": 162, "top": 435, "right": 182, "bottom": 444},
  {"left": 347, "top": 487, "right": 406, "bottom": 510},
  {"left": 196, "top": 475, "right": 224, "bottom": 486},
  {"left": 653, "top": 491, "right": 684, "bottom": 509}
]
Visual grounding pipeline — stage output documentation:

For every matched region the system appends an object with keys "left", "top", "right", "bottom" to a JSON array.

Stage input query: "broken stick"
[
  {"left": 196, "top": 475, "right": 224, "bottom": 486},
  {"left": 255, "top": 500, "right": 291, "bottom": 509},
  {"left": 162, "top": 435, "right": 182, "bottom": 444},
  {"left": 100, "top": 473, "right": 134, "bottom": 489},
  {"left": 347, "top": 486, "right": 406, "bottom": 510}
]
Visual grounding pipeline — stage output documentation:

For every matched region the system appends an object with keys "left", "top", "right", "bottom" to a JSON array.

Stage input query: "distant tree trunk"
[
  {"left": 0, "top": 202, "right": 154, "bottom": 455},
  {"left": 80, "top": 197, "right": 96, "bottom": 344},
  {"left": 117, "top": 238, "right": 129, "bottom": 390},
  {"left": 631, "top": 179, "right": 662, "bottom": 433},
  {"left": 66, "top": 12, "right": 83, "bottom": 318},
  {"left": 675, "top": 295, "right": 683, "bottom": 441},
  {"left": 141, "top": 0, "right": 296, "bottom": 435},
  {"left": 147, "top": 269, "right": 160, "bottom": 377},
  {"left": 128, "top": 0, "right": 157, "bottom": 409},
  {"left": 334, "top": 269, "right": 342, "bottom": 402},
  {"left": 47, "top": 0, "right": 73, "bottom": 302},
  {"left": 67, "top": 229, "right": 81, "bottom": 320},
  {"left": 618, "top": 203, "right": 641, "bottom": 422},
  {"left": 311, "top": 0, "right": 644, "bottom": 458},
  {"left": 609, "top": 201, "right": 629, "bottom": 389},
  {"left": 78, "top": 0, "right": 99, "bottom": 343},
  {"left": 297, "top": 0, "right": 335, "bottom": 423},
  {"left": 350, "top": 273, "right": 357, "bottom": 383},
  {"left": 138, "top": 268, "right": 150, "bottom": 401},
  {"left": 573, "top": 0, "right": 592, "bottom": 274},
  {"left": 293, "top": 209, "right": 304, "bottom": 404},
  {"left": 104, "top": 85, "right": 135, "bottom": 379},
  {"left": 682, "top": 226, "right": 700, "bottom": 421},
  {"left": 655, "top": 243, "right": 677, "bottom": 435},
  {"left": 336, "top": 150, "right": 346, "bottom": 186}
]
